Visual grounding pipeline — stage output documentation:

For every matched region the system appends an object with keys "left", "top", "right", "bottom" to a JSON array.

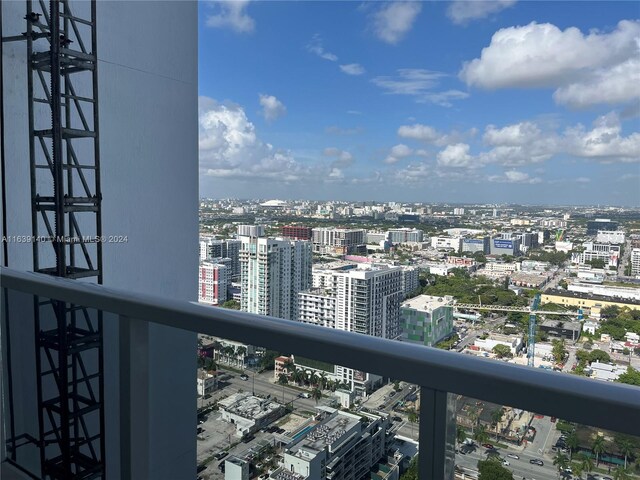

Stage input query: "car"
[
  {"left": 550, "top": 416, "right": 557, "bottom": 423},
  {"left": 393, "top": 416, "right": 402, "bottom": 422},
  {"left": 482, "top": 443, "right": 494, "bottom": 449},
  {"left": 530, "top": 459, "right": 544, "bottom": 466},
  {"left": 507, "top": 454, "right": 519, "bottom": 459},
  {"left": 502, "top": 459, "right": 510, "bottom": 466},
  {"left": 240, "top": 374, "right": 249, "bottom": 381},
  {"left": 214, "top": 451, "right": 228, "bottom": 460}
]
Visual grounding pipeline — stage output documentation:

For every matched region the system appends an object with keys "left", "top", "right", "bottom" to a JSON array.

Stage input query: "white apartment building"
[
  {"left": 198, "top": 260, "right": 231, "bottom": 305},
  {"left": 197, "top": 369, "right": 218, "bottom": 396},
  {"left": 596, "top": 230, "right": 625, "bottom": 244},
  {"left": 366, "top": 231, "right": 390, "bottom": 244},
  {"left": 282, "top": 409, "right": 389, "bottom": 480},
  {"left": 572, "top": 242, "right": 621, "bottom": 268},
  {"left": 453, "top": 208, "right": 465, "bottom": 215},
  {"left": 431, "top": 236, "right": 462, "bottom": 252},
  {"left": 483, "top": 262, "right": 520, "bottom": 274},
  {"left": 631, "top": 248, "right": 640, "bottom": 276},
  {"left": 300, "top": 264, "right": 403, "bottom": 393},
  {"left": 240, "top": 235, "right": 312, "bottom": 320},
  {"left": 400, "top": 266, "right": 420, "bottom": 297},
  {"left": 311, "top": 228, "right": 366, "bottom": 255},
  {"left": 237, "top": 224, "right": 265, "bottom": 237}
]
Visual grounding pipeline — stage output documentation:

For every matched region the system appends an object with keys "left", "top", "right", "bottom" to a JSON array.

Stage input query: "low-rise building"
[
  {"left": 596, "top": 230, "right": 625, "bottom": 244},
  {"left": 219, "top": 393, "right": 285, "bottom": 437},
  {"left": 474, "top": 334, "right": 524, "bottom": 356},
  {"left": 225, "top": 456, "right": 250, "bottom": 480},
  {"left": 431, "top": 236, "right": 462, "bottom": 252},
  {"left": 590, "top": 362, "right": 627, "bottom": 382},
  {"left": 541, "top": 289, "right": 640, "bottom": 312},
  {"left": 539, "top": 319, "right": 582, "bottom": 341},
  {"left": 197, "top": 368, "right": 218, "bottom": 396},
  {"left": 401, "top": 295, "right": 454, "bottom": 347}
]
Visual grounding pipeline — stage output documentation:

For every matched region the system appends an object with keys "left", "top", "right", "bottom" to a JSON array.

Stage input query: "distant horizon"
[
  {"left": 199, "top": 197, "right": 640, "bottom": 210},
  {"left": 198, "top": 1, "right": 640, "bottom": 205}
]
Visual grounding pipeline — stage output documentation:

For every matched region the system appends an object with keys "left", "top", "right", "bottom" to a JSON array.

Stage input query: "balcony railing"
[{"left": 1, "top": 266, "right": 639, "bottom": 480}]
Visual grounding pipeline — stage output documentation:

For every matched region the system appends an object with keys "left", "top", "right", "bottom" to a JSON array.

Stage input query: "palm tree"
[
  {"left": 566, "top": 431, "right": 579, "bottom": 460},
  {"left": 236, "top": 346, "right": 247, "bottom": 368},
  {"left": 615, "top": 435, "right": 634, "bottom": 469},
  {"left": 277, "top": 373, "right": 288, "bottom": 385},
  {"left": 578, "top": 452, "right": 594, "bottom": 477},
  {"left": 319, "top": 372, "right": 328, "bottom": 390},
  {"left": 553, "top": 452, "right": 569, "bottom": 479},
  {"left": 309, "top": 371, "right": 319, "bottom": 387},
  {"left": 468, "top": 406, "right": 480, "bottom": 435},
  {"left": 212, "top": 341, "right": 223, "bottom": 361},
  {"left": 456, "top": 425, "right": 467, "bottom": 447},
  {"left": 490, "top": 408, "right": 504, "bottom": 442},
  {"left": 283, "top": 359, "right": 295, "bottom": 373},
  {"left": 613, "top": 466, "right": 631, "bottom": 480},
  {"left": 473, "top": 424, "right": 489, "bottom": 446},
  {"left": 311, "top": 386, "right": 322, "bottom": 404},
  {"left": 592, "top": 435, "right": 606, "bottom": 467},
  {"left": 572, "top": 463, "right": 583, "bottom": 479}
]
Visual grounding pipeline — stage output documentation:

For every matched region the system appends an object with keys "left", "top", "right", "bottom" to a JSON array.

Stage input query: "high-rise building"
[
  {"left": 400, "top": 266, "right": 420, "bottom": 297},
  {"left": 198, "top": 260, "right": 231, "bottom": 305},
  {"left": 388, "top": 227, "right": 424, "bottom": 244},
  {"left": 300, "top": 263, "right": 403, "bottom": 393},
  {"left": 311, "top": 227, "right": 365, "bottom": 255},
  {"left": 631, "top": 248, "right": 640, "bottom": 276},
  {"left": 239, "top": 235, "right": 312, "bottom": 320},
  {"left": 199, "top": 238, "right": 241, "bottom": 279}
]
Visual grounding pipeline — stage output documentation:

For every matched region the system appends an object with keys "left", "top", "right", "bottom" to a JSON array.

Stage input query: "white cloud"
[
  {"left": 437, "top": 143, "right": 476, "bottom": 168},
  {"left": 384, "top": 144, "right": 413, "bottom": 164},
  {"left": 488, "top": 170, "right": 542, "bottom": 184},
  {"left": 205, "top": 0, "right": 255, "bottom": 33},
  {"left": 447, "top": 0, "right": 516, "bottom": 25},
  {"left": 397, "top": 123, "right": 473, "bottom": 147},
  {"left": 307, "top": 34, "right": 338, "bottom": 61},
  {"left": 199, "top": 96, "right": 317, "bottom": 182},
  {"left": 371, "top": 2, "right": 422, "bottom": 45},
  {"left": 553, "top": 58, "right": 640, "bottom": 108},
  {"left": 259, "top": 94, "right": 286, "bottom": 122},
  {"left": 575, "top": 177, "right": 591, "bottom": 183},
  {"left": 340, "top": 63, "right": 366, "bottom": 76},
  {"left": 480, "top": 121, "right": 558, "bottom": 166},
  {"left": 460, "top": 20, "right": 640, "bottom": 108},
  {"left": 398, "top": 124, "right": 442, "bottom": 143},
  {"left": 564, "top": 112, "right": 640, "bottom": 162},
  {"left": 372, "top": 69, "right": 468, "bottom": 106},
  {"left": 323, "top": 147, "right": 354, "bottom": 167}
]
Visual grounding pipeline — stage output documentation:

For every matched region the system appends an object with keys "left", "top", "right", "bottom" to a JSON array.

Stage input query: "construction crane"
[{"left": 453, "top": 294, "right": 583, "bottom": 367}]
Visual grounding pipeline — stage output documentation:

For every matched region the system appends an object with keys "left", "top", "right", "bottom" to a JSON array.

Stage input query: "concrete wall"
[{"left": 1, "top": 2, "right": 198, "bottom": 478}]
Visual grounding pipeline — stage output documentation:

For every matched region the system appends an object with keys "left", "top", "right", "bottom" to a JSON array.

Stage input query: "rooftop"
[
  {"left": 218, "top": 392, "right": 281, "bottom": 419},
  {"left": 402, "top": 295, "right": 454, "bottom": 312},
  {"left": 288, "top": 410, "right": 361, "bottom": 456}
]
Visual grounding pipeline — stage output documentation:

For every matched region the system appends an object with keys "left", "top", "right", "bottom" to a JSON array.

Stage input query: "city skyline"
[{"left": 198, "top": 1, "right": 640, "bottom": 206}]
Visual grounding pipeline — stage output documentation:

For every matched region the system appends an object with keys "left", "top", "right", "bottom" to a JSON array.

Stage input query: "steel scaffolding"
[{"left": 2, "top": 1, "right": 105, "bottom": 478}]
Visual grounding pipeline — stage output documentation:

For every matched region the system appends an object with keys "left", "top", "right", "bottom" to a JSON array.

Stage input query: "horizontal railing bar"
[{"left": 1, "top": 267, "right": 639, "bottom": 436}]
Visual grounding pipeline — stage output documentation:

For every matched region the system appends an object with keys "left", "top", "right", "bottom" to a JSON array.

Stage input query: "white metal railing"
[{"left": 1, "top": 267, "right": 639, "bottom": 480}]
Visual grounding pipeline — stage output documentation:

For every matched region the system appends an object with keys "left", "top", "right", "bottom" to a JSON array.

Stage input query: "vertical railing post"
[
  {"left": 119, "top": 315, "right": 149, "bottom": 480},
  {"left": 419, "top": 387, "right": 456, "bottom": 479}
]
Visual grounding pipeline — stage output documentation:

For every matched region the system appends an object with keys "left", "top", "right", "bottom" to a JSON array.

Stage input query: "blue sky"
[{"left": 198, "top": 1, "right": 640, "bottom": 205}]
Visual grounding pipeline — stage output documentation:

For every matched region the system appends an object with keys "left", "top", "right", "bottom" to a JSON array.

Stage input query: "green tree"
[
  {"left": 259, "top": 350, "right": 281, "bottom": 371},
  {"left": 492, "top": 344, "right": 512, "bottom": 358},
  {"left": 399, "top": 455, "right": 418, "bottom": 480},
  {"left": 277, "top": 373, "right": 288, "bottom": 386},
  {"left": 565, "top": 431, "right": 579, "bottom": 460},
  {"left": 474, "top": 424, "right": 489, "bottom": 445},
  {"left": 553, "top": 452, "right": 569, "bottom": 478},
  {"left": 477, "top": 458, "right": 513, "bottom": 480},
  {"left": 490, "top": 408, "right": 505, "bottom": 441},
  {"left": 456, "top": 425, "right": 467, "bottom": 446},
  {"left": 617, "top": 367, "right": 640, "bottom": 386},
  {"left": 578, "top": 452, "right": 594, "bottom": 477},
  {"left": 408, "top": 410, "right": 419, "bottom": 437},
  {"left": 615, "top": 435, "right": 636, "bottom": 469},
  {"left": 552, "top": 339, "right": 567, "bottom": 363},
  {"left": 221, "top": 299, "right": 240, "bottom": 310},
  {"left": 592, "top": 435, "right": 606, "bottom": 466},
  {"left": 613, "top": 466, "right": 631, "bottom": 480},
  {"left": 311, "top": 386, "right": 322, "bottom": 404}
]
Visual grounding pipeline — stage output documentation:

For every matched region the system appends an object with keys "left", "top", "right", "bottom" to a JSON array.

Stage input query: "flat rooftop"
[
  {"left": 219, "top": 392, "right": 281, "bottom": 419},
  {"left": 402, "top": 295, "right": 453, "bottom": 311},
  {"left": 288, "top": 411, "right": 360, "bottom": 456},
  {"left": 544, "top": 288, "right": 640, "bottom": 306}
]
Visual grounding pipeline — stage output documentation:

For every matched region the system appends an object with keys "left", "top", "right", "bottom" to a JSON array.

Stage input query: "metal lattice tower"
[
  {"left": 3, "top": 1, "right": 105, "bottom": 477},
  {"left": 527, "top": 293, "right": 541, "bottom": 367}
]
